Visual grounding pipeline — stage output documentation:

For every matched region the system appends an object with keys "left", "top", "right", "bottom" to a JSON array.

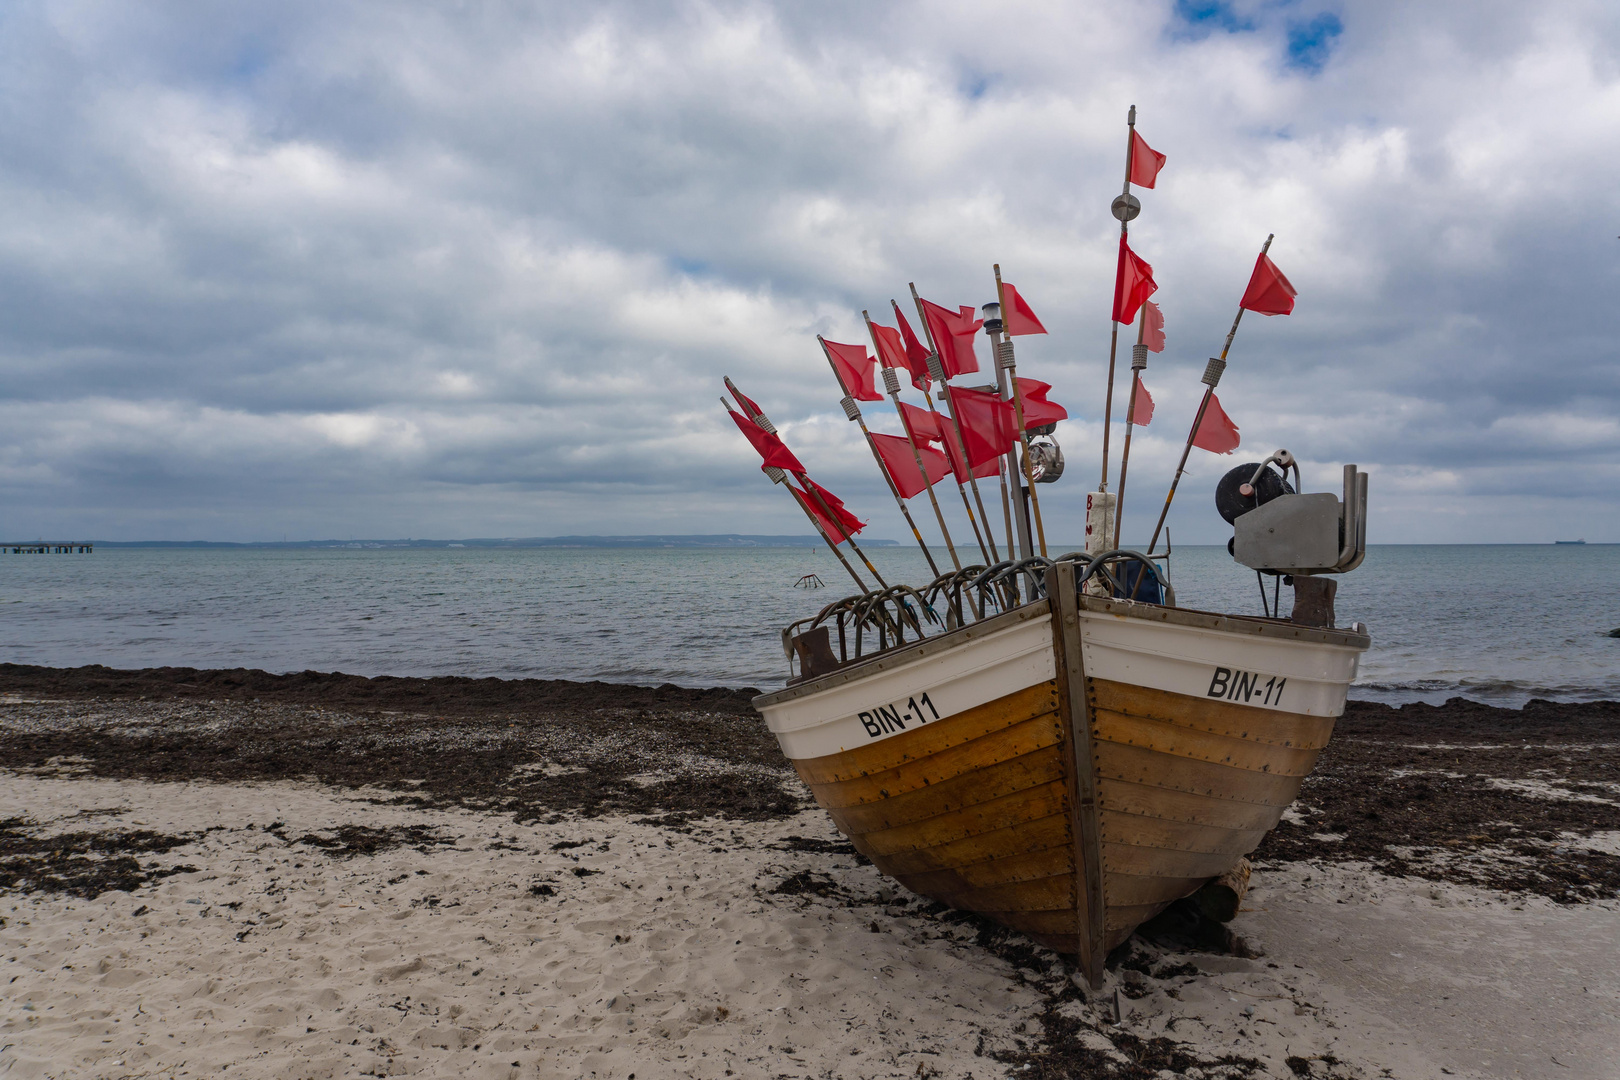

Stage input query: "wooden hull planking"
[{"left": 755, "top": 584, "right": 1368, "bottom": 986}]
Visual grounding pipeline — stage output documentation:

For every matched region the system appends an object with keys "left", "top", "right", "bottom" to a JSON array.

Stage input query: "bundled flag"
[
  {"left": 797, "top": 478, "right": 866, "bottom": 539},
  {"left": 728, "top": 408, "right": 804, "bottom": 473}
]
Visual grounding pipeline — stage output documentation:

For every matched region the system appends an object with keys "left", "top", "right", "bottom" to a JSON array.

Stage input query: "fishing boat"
[{"left": 727, "top": 108, "right": 1373, "bottom": 987}]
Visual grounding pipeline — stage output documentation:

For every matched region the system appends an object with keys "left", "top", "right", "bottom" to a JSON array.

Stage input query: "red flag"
[
  {"left": 870, "top": 433, "right": 950, "bottom": 500},
  {"left": 1142, "top": 300, "right": 1165, "bottom": 353},
  {"left": 891, "top": 302, "right": 934, "bottom": 390},
  {"left": 728, "top": 409, "right": 804, "bottom": 472},
  {"left": 898, "top": 400, "right": 944, "bottom": 444},
  {"left": 730, "top": 386, "right": 764, "bottom": 417},
  {"left": 949, "top": 386, "right": 1019, "bottom": 467},
  {"left": 1128, "top": 129, "right": 1166, "bottom": 189},
  {"left": 1191, "top": 393, "right": 1240, "bottom": 454},
  {"left": 936, "top": 426, "right": 1001, "bottom": 482},
  {"left": 1015, "top": 378, "right": 1067, "bottom": 429},
  {"left": 999, "top": 282, "right": 1047, "bottom": 336},
  {"left": 1129, "top": 379, "right": 1154, "bottom": 426},
  {"left": 802, "top": 479, "right": 865, "bottom": 537},
  {"left": 1239, "top": 252, "right": 1297, "bottom": 316},
  {"left": 920, "top": 298, "right": 982, "bottom": 377},
  {"left": 869, "top": 321, "right": 907, "bottom": 374},
  {"left": 1111, "top": 235, "right": 1157, "bottom": 325},
  {"left": 790, "top": 483, "right": 852, "bottom": 543},
  {"left": 821, "top": 339, "right": 882, "bottom": 401}
]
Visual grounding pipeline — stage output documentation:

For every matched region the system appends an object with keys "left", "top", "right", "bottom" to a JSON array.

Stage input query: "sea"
[{"left": 2, "top": 544, "right": 1617, "bottom": 706}]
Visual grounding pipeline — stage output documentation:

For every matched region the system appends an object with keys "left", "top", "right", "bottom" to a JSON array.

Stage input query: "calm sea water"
[{"left": 2, "top": 545, "right": 1617, "bottom": 705}]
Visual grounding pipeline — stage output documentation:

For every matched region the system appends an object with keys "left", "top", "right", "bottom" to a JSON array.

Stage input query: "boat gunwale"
[{"left": 752, "top": 595, "right": 1371, "bottom": 710}]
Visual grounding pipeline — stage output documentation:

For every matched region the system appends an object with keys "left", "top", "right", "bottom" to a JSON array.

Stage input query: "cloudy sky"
[{"left": 1, "top": 0, "right": 1616, "bottom": 546}]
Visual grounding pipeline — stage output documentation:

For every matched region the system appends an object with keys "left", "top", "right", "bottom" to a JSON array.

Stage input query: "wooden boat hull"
[{"left": 752, "top": 575, "right": 1369, "bottom": 984}]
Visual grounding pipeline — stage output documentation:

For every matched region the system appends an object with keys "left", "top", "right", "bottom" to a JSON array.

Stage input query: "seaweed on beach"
[
  {"left": 289, "top": 824, "right": 456, "bottom": 858},
  {"left": 0, "top": 693, "right": 805, "bottom": 825},
  {"left": 0, "top": 817, "right": 201, "bottom": 899},
  {"left": 1255, "top": 696, "right": 1620, "bottom": 902}
]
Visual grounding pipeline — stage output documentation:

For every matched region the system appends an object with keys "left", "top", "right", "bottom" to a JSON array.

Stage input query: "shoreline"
[{"left": 2, "top": 669, "right": 1618, "bottom": 1078}]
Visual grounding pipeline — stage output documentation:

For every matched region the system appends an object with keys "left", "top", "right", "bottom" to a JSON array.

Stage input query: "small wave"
[{"left": 1352, "top": 677, "right": 1620, "bottom": 708}]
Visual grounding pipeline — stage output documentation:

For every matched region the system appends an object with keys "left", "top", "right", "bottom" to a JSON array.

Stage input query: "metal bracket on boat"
[
  {"left": 1233, "top": 462, "right": 1368, "bottom": 575},
  {"left": 1069, "top": 549, "right": 1175, "bottom": 607}
]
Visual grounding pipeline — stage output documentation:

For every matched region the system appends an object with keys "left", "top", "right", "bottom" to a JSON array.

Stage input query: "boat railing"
[{"left": 781, "top": 549, "right": 1174, "bottom": 681}]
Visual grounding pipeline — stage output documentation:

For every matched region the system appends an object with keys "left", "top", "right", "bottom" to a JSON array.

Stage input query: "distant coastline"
[{"left": 89, "top": 534, "right": 901, "bottom": 550}]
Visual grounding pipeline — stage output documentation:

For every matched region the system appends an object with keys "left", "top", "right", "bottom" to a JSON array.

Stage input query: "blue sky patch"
[{"left": 1286, "top": 12, "right": 1343, "bottom": 71}]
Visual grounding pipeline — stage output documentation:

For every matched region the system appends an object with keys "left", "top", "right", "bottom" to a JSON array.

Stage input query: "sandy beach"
[{"left": 2, "top": 667, "right": 1617, "bottom": 1079}]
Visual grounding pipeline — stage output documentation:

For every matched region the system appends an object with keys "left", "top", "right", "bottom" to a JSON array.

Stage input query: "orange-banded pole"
[
  {"left": 1112, "top": 302, "right": 1152, "bottom": 550},
  {"left": 993, "top": 265, "right": 1048, "bottom": 557},
  {"left": 1100, "top": 104, "right": 1141, "bottom": 493},
  {"left": 865, "top": 311, "right": 962, "bottom": 572},
  {"left": 891, "top": 300, "right": 992, "bottom": 566},
  {"left": 817, "top": 336, "right": 941, "bottom": 578},
  {"left": 719, "top": 397, "right": 867, "bottom": 592},
  {"left": 724, "top": 377, "right": 891, "bottom": 590},
  {"left": 1145, "top": 234, "right": 1273, "bottom": 555},
  {"left": 909, "top": 283, "right": 1000, "bottom": 564}
]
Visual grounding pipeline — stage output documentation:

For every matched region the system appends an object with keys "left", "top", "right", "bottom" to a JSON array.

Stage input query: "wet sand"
[{"left": 1, "top": 666, "right": 1617, "bottom": 1079}]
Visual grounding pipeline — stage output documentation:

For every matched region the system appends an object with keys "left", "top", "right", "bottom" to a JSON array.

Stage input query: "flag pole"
[
  {"left": 726, "top": 380, "right": 893, "bottom": 590},
  {"left": 992, "top": 265, "right": 1048, "bottom": 557},
  {"left": 892, "top": 299, "right": 994, "bottom": 566},
  {"left": 909, "top": 284, "right": 1001, "bottom": 565},
  {"left": 1099, "top": 105, "right": 1141, "bottom": 494},
  {"left": 725, "top": 379, "right": 892, "bottom": 590},
  {"left": 817, "top": 335, "right": 942, "bottom": 578},
  {"left": 1112, "top": 303, "right": 1151, "bottom": 549},
  {"left": 720, "top": 397, "right": 868, "bottom": 592},
  {"left": 1145, "top": 233, "right": 1273, "bottom": 555},
  {"left": 865, "top": 311, "right": 962, "bottom": 572}
]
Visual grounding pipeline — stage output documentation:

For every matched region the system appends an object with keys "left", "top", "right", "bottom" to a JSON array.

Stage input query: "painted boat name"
[
  {"left": 859, "top": 693, "right": 942, "bottom": 738},
  {"left": 1207, "top": 667, "right": 1286, "bottom": 707}
]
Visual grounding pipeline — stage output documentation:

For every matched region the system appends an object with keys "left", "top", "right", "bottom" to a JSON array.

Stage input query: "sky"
[{"left": 1, "top": 0, "right": 1617, "bottom": 546}]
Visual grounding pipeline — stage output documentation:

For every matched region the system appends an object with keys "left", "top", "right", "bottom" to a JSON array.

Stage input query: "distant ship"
[{"left": 1555, "top": 539, "right": 1587, "bottom": 545}]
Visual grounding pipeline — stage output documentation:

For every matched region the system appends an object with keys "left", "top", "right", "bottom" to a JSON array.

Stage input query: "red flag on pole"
[
  {"left": 869, "top": 321, "right": 907, "bottom": 372},
  {"left": 1142, "top": 300, "right": 1165, "bottom": 353},
  {"left": 950, "top": 386, "right": 1020, "bottom": 466},
  {"left": 822, "top": 339, "right": 882, "bottom": 401},
  {"left": 1015, "top": 378, "right": 1068, "bottom": 429},
  {"left": 729, "top": 386, "right": 764, "bottom": 417},
  {"left": 790, "top": 483, "right": 854, "bottom": 543},
  {"left": 870, "top": 433, "right": 950, "bottom": 500},
  {"left": 1240, "top": 252, "right": 1297, "bottom": 316},
  {"left": 897, "top": 401, "right": 944, "bottom": 443},
  {"left": 891, "top": 303, "right": 934, "bottom": 390},
  {"left": 802, "top": 479, "right": 866, "bottom": 536},
  {"left": 728, "top": 409, "right": 805, "bottom": 472},
  {"left": 1191, "top": 393, "right": 1240, "bottom": 454},
  {"left": 1130, "top": 380, "right": 1155, "bottom": 425},
  {"left": 937, "top": 428, "right": 1001, "bottom": 482},
  {"left": 920, "top": 298, "right": 982, "bottom": 377},
  {"left": 999, "top": 282, "right": 1047, "bottom": 336},
  {"left": 1111, "top": 236, "right": 1158, "bottom": 325},
  {"left": 1128, "top": 129, "right": 1166, "bottom": 189}
]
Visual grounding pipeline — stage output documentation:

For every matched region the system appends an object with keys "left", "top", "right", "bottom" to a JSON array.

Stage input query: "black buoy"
[{"left": 1215, "top": 462, "right": 1295, "bottom": 524}]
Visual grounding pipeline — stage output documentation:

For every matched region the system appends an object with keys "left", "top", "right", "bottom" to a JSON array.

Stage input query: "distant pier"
[{"left": 4, "top": 541, "right": 94, "bottom": 554}]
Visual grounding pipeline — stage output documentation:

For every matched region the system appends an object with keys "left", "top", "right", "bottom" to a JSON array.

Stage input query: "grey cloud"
[{"left": 1, "top": 0, "right": 1617, "bottom": 544}]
